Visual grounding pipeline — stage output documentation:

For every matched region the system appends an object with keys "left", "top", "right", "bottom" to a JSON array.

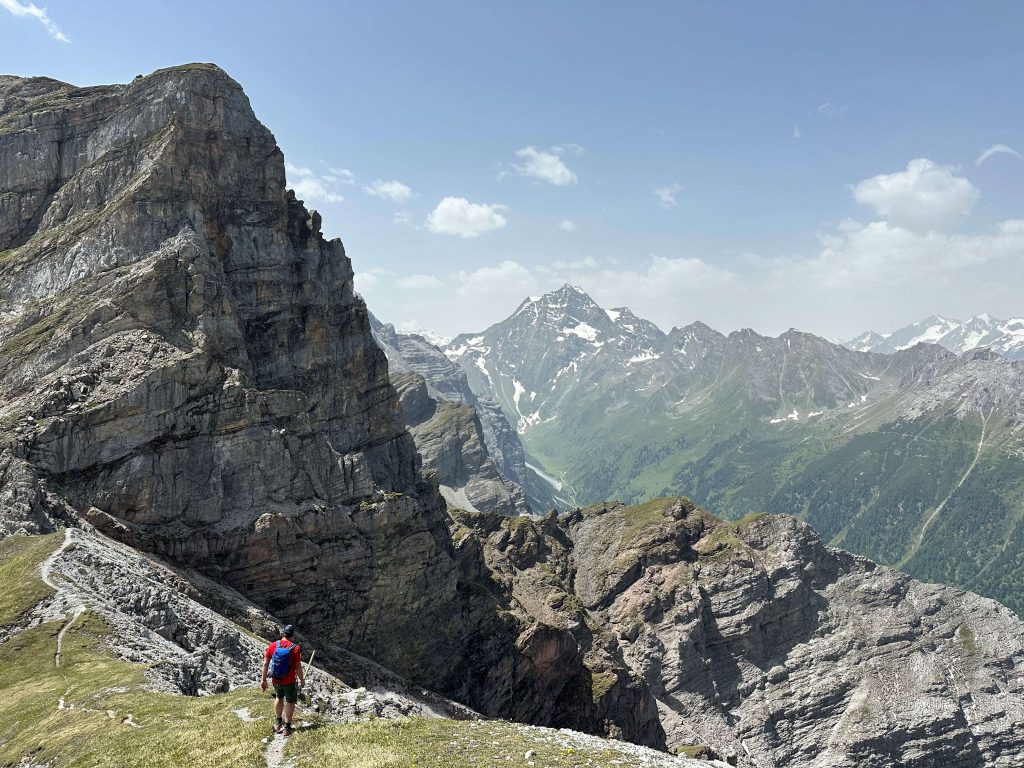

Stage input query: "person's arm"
[
  {"left": 260, "top": 652, "right": 270, "bottom": 691},
  {"left": 295, "top": 647, "right": 305, "bottom": 689}
]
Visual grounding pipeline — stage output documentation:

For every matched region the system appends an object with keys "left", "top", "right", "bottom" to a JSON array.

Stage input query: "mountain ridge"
[
  {"left": 846, "top": 313, "right": 1024, "bottom": 360},
  {"left": 442, "top": 283, "right": 1024, "bottom": 614}
]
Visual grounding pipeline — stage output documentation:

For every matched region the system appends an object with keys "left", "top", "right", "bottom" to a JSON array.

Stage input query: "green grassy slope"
[
  {"left": 0, "top": 534, "right": 709, "bottom": 767},
  {"left": 0, "top": 534, "right": 269, "bottom": 767},
  {"left": 525, "top": 390, "right": 1024, "bottom": 613},
  {"left": 286, "top": 717, "right": 706, "bottom": 767}
]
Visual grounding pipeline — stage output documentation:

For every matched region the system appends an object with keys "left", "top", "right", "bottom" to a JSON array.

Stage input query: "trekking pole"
[
  {"left": 301, "top": 650, "right": 316, "bottom": 703},
  {"left": 304, "top": 650, "right": 316, "bottom": 681}
]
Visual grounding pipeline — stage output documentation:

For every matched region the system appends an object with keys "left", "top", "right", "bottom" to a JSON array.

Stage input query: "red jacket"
[{"left": 264, "top": 638, "right": 300, "bottom": 684}]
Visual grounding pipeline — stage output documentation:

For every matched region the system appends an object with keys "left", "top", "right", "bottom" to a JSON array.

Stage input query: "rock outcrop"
[
  {"left": 459, "top": 498, "right": 1024, "bottom": 766},
  {"left": 392, "top": 370, "right": 529, "bottom": 517}
]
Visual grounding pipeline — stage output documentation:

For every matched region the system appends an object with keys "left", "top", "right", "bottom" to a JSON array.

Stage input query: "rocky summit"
[
  {"left": 443, "top": 284, "right": 1024, "bottom": 616},
  {"left": 0, "top": 64, "right": 470, "bottom": 686},
  {"left": 3, "top": 64, "right": 1024, "bottom": 768}
]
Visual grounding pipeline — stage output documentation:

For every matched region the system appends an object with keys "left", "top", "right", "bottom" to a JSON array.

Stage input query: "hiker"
[{"left": 260, "top": 624, "right": 305, "bottom": 736}]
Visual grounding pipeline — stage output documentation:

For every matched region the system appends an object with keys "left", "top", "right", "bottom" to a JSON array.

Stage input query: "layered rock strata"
[
  {"left": 0, "top": 65, "right": 656, "bottom": 746},
  {"left": 457, "top": 498, "right": 1024, "bottom": 766}
]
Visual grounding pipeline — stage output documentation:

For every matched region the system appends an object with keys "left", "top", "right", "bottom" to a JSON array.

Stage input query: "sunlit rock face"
[{"left": 0, "top": 65, "right": 463, "bottom": 680}]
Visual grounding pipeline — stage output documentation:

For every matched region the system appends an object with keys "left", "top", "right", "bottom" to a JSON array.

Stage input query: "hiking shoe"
[
  {"left": 273, "top": 720, "right": 284, "bottom": 734},
  {"left": 283, "top": 723, "right": 294, "bottom": 737}
]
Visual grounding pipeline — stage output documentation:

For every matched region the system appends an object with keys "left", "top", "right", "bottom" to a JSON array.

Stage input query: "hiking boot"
[
  {"left": 274, "top": 719, "right": 284, "bottom": 734},
  {"left": 283, "top": 723, "right": 294, "bottom": 737}
]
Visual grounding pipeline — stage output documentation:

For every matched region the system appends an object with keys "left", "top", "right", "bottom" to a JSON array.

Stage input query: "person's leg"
[
  {"left": 273, "top": 685, "right": 285, "bottom": 732},
  {"left": 283, "top": 684, "right": 298, "bottom": 732}
]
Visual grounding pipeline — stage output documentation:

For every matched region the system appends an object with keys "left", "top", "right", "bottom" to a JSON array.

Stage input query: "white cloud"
[
  {"left": 539, "top": 256, "right": 598, "bottom": 272},
  {"left": 817, "top": 101, "right": 848, "bottom": 118},
  {"left": 426, "top": 197, "right": 507, "bottom": 238},
  {"left": 327, "top": 167, "right": 357, "bottom": 185},
  {"left": 354, "top": 268, "right": 387, "bottom": 293},
  {"left": 365, "top": 179, "right": 413, "bottom": 203},
  {"left": 0, "top": 0, "right": 69, "bottom": 42},
  {"left": 976, "top": 144, "right": 1024, "bottom": 167},
  {"left": 452, "top": 260, "right": 541, "bottom": 299},
  {"left": 393, "top": 210, "right": 414, "bottom": 225},
  {"left": 852, "top": 158, "right": 979, "bottom": 232},
  {"left": 654, "top": 183, "right": 682, "bottom": 208},
  {"left": 792, "top": 125, "right": 801, "bottom": 139},
  {"left": 285, "top": 163, "right": 345, "bottom": 204},
  {"left": 360, "top": 155, "right": 1024, "bottom": 341},
  {"left": 512, "top": 146, "right": 578, "bottom": 186},
  {"left": 550, "top": 143, "right": 585, "bottom": 156},
  {"left": 397, "top": 274, "right": 445, "bottom": 290},
  {"left": 559, "top": 219, "right": 577, "bottom": 232}
]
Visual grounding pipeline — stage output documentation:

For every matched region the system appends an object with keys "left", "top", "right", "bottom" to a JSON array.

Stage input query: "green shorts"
[{"left": 273, "top": 682, "right": 298, "bottom": 704}]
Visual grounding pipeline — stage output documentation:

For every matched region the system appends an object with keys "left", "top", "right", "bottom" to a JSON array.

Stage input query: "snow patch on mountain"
[
  {"left": 567, "top": 322, "right": 599, "bottom": 341},
  {"left": 627, "top": 351, "right": 660, "bottom": 365},
  {"left": 770, "top": 409, "right": 801, "bottom": 424},
  {"left": 393, "top": 322, "right": 453, "bottom": 348}
]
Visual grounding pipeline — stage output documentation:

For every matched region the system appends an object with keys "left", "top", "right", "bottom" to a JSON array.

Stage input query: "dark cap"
[{"left": 283, "top": 624, "right": 295, "bottom": 637}]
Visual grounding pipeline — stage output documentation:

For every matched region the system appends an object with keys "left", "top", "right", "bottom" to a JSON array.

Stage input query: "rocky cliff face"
[
  {"left": 370, "top": 317, "right": 530, "bottom": 516},
  {"left": 393, "top": 372, "right": 529, "bottom": 517},
  {"left": 460, "top": 499, "right": 1024, "bottom": 766},
  {"left": 0, "top": 64, "right": 465, "bottom": 683}
]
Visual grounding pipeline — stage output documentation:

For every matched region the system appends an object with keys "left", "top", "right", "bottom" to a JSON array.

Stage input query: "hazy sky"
[{"left": 3, "top": 1, "right": 1023, "bottom": 339}]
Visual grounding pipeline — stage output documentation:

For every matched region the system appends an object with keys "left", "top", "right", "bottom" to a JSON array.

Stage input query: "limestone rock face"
[
  {"left": 461, "top": 500, "right": 1024, "bottom": 767},
  {"left": 371, "top": 317, "right": 530, "bottom": 516},
  {"left": 0, "top": 64, "right": 462, "bottom": 682},
  {"left": 393, "top": 371, "right": 528, "bottom": 517},
  {"left": 448, "top": 508, "right": 666, "bottom": 747}
]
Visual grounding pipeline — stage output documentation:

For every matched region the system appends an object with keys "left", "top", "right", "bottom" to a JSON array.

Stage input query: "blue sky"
[{"left": 3, "top": 1, "right": 1023, "bottom": 338}]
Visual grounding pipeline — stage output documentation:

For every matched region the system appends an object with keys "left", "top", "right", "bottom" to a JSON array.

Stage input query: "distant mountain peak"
[
  {"left": 846, "top": 313, "right": 1024, "bottom": 361},
  {"left": 672, "top": 320, "right": 723, "bottom": 337},
  {"left": 532, "top": 283, "right": 589, "bottom": 301}
]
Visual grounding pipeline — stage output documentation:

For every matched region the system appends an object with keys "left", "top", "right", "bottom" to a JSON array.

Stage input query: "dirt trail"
[
  {"left": 40, "top": 528, "right": 76, "bottom": 592},
  {"left": 55, "top": 605, "right": 85, "bottom": 667},
  {"left": 264, "top": 732, "right": 293, "bottom": 768},
  {"left": 41, "top": 528, "right": 87, "bottom": 667}
]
